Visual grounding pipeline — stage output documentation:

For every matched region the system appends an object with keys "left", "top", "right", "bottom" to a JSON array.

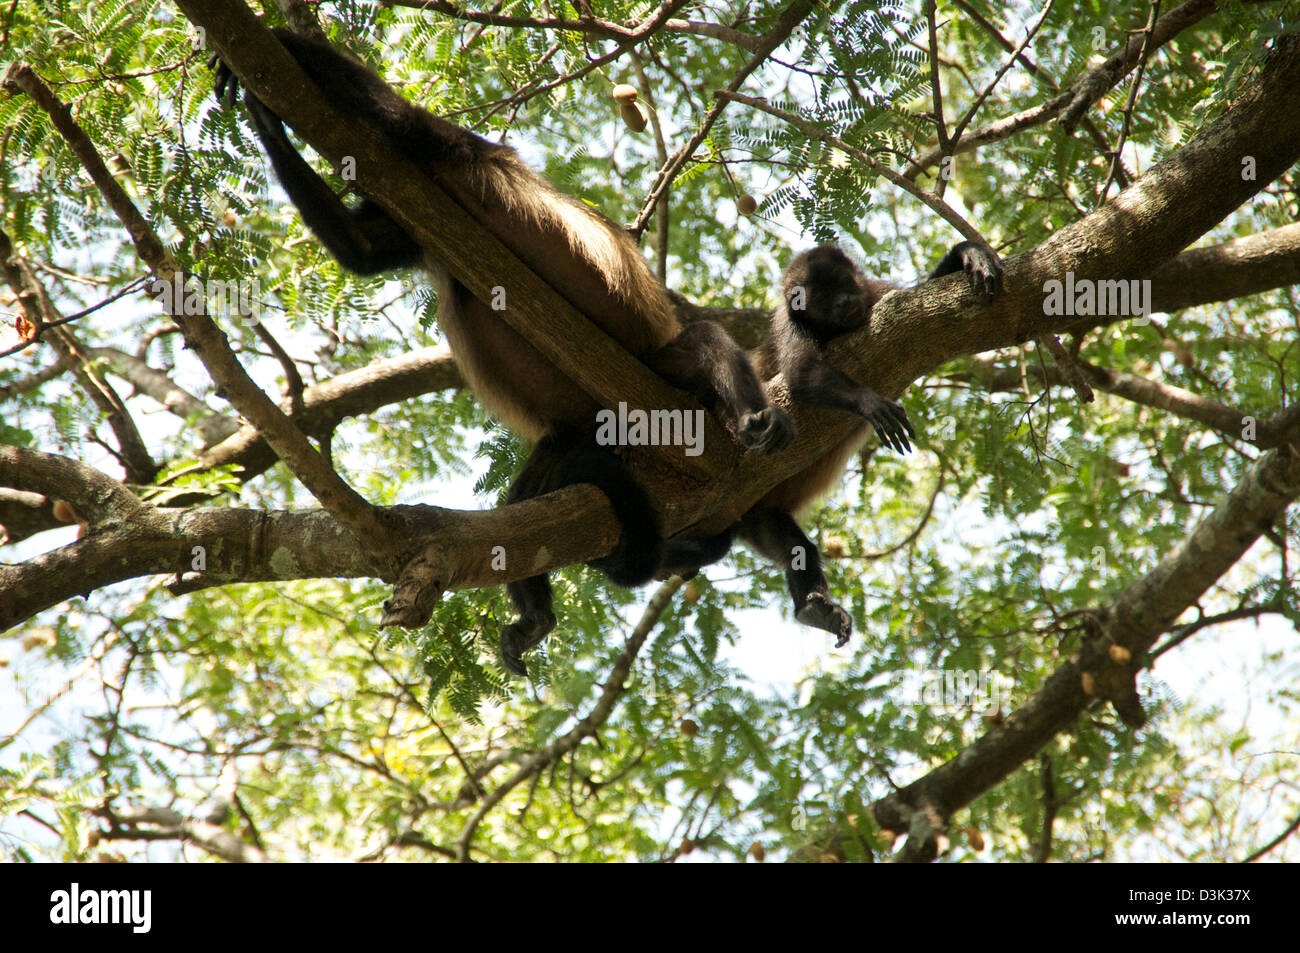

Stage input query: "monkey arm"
[
  {"left": 781, "top": 335, "right": 915, "bottom": 454},
  {"left": 648, "top": 321, "right": 794, "bottom": 454},
  {"left": 241, "top": 95, "right": 421, "bottom": 275}
]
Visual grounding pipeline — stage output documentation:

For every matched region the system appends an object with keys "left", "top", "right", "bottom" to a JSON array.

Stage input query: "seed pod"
[
  {"left": 611, "top": 84, "right": 639, "bottom": 103},
  {"left": 1108, "top": 644, "right": 1132, "bottom": 664},
  {"left": 680, "top": 718, "right": 699, "bottom": 737},
  {"left": 737, "top": 194, "right": 758, "bottom": 215},
  {"left": 619, "top": 101, "right": 648, "bottom": 132}
]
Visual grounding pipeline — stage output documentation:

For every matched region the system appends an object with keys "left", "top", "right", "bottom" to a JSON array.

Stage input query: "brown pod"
[{"left": 619, "top": 101, "right": 648, "bottom": 132}]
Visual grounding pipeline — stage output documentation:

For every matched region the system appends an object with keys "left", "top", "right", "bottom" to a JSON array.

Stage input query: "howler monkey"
[
  {"left": 666, "top": 242, "right": 1002, "bottom": 646},
  {"left": 211, "top": 28, "right": 792, "bottom": 676}
]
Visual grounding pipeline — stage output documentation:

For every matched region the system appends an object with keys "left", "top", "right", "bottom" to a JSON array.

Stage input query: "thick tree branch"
[
  {"left": 0, "top": 446, "right": 621, "bottom": 632},
  {"left": 173, "top": 0, "right": 727, "bottom": 485}
]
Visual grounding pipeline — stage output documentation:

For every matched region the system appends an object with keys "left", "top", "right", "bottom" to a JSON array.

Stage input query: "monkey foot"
[
  {"left": 499, "top": 609, "right": 557, "bottom": 678},
  {"left": 738, "top": 406, "right": 795, "bottom": 455},
  {"left": 796, "top": 594, "right": 852, "bottom": 647}
]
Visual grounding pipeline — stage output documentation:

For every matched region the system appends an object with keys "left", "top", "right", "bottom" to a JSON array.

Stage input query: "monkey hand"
[
  {"left": 499, "top": 608, "right": 557, "bottom": 678},
  {"left": 796, "top": 592, "right": 852, "bottom": 647},
  {"left": 209, "top": 52, "right": 284, "bottom": 137},
  {"left": 209, "top": 52, "right": 243, "bottom": 106},
  {"left": 956, "top": 242, "right": 1003, "bottom": 300},
  {"left": 737, "top": 406, "right": 795, "bottom": 454},
  {"left": 858, "top": 392, "right": 915, "bottom": 454}
]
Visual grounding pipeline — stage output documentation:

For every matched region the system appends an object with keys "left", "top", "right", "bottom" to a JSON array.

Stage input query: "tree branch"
[
  {"left": 873, "top": 444, "right": 1300, "bottom": 858},
  {"left": 904, "top": 0, "right": 1245, "bottom": 179},
  {"left": 3, "top": 58, "right": 390, "bottom": 555}
]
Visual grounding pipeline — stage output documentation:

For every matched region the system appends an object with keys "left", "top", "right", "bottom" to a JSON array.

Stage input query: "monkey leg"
[
  {"left": 649, "top": 321, "right": 794, "bottom": 455},
  {"left": 496, "top": 438, "right": 567, "bottom": 677},
  {"left": 739, "top": 506, "right": 852, "bottom": 647},
  {"left": 498, "top": 432, "right": 664, "bottom": 676}
]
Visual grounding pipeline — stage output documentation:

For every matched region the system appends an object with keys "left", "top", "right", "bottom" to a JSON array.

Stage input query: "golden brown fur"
[{"left": 428, "top": 149, "right": 679, "bottom": 439}]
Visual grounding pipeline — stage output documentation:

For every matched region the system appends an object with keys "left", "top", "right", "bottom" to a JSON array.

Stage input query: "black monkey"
[
  {"left": 664, "top": 242, "right": 1002, "bottom": 645},
  {"left": 211, "top": 29, "right": 792, "bottom": 676}
]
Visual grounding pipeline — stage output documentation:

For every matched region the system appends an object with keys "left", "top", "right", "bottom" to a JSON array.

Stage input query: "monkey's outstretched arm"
[
  {"left": 781, "top": 335, "right": 914, "bottom": 454},
  {"left": 241, "top": 95, "right": 422, "bottom": 275},
  {"left": 211, "top": 29, "right": 481, "bottom": 276}
]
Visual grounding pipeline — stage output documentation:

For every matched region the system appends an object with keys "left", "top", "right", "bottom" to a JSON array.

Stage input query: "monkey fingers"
[
  {"left": 960, "top": 245, "right": 1003, "bottom": 301},
  {"left": 795, "top": 592, "right": 853, "bottom": 647},
  {"left": 869, "top": 400, "right": 914, "bottom": 454},
  {"left": 209, "top": 56, "right": 242, "bottom": 106}
]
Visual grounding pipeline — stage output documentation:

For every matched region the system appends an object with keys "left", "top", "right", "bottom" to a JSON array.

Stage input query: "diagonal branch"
[
  {"left": 173, "top": 0, "right": 728, "bottom": 485},
  {"left": 3, "top": 59, "right": 390, "bottom": 555},
  {"left": 904, "top": 0, "right": 1252, "bottom": 180},
  {"left": 873, "top": 444, "right": 1300, "bottom": 860},
  {"left": 0, "top": 229, "right": 158, "bottom": 484}
]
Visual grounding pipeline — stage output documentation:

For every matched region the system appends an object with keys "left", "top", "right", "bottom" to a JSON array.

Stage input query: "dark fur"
[
  {"left": 212, "top": 29, "right": 792, "bottom": 676},
  {"left": 744, "top": 242, "right": 1003, "bottom": 645}
]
